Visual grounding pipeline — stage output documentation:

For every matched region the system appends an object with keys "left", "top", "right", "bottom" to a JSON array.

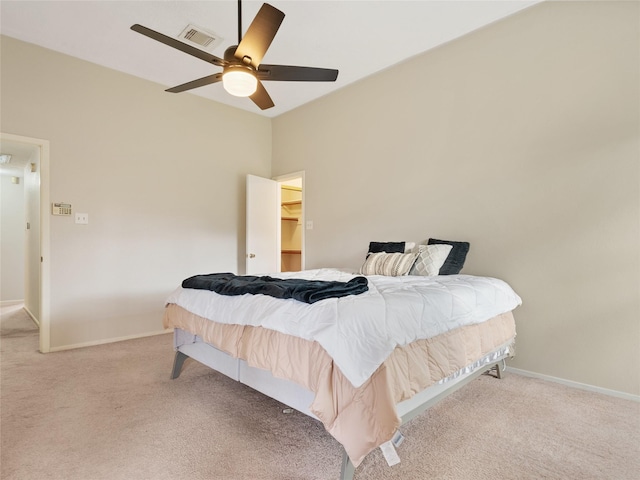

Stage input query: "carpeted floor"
[{"left": 1, "top": 303, "right": 639, "bottom": 480}]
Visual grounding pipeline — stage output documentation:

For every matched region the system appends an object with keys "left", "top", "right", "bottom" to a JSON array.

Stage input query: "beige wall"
[
  {"left": 1, "top": 2, "right": 638, "bottom": 396},
  {"left": 272, "top": 2, "right": 639, "bottom": 395},
  {"left": 1, "top": 36, "right": 271, "bottom": 349}
]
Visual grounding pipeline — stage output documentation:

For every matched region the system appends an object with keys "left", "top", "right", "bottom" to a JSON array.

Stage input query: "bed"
[{"left": 162, "top": 261, "right": 521, "bottom": 479}]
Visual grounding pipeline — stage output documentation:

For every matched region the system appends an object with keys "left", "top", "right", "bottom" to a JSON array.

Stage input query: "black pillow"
[
  {"left": 427, "top": 238, "right": 469, "bottom": 275},
  {"left": 367, "top": 241, "right": 405, "bottom": 257}
]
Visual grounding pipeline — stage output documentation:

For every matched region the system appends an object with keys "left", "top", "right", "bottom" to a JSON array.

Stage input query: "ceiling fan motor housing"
[{"left": 224, "top": 45, "right": 252, "bottom": 67}]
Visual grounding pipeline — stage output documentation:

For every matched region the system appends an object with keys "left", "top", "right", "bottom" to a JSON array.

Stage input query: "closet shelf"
[
  {"left": 281, "top": 200, "right": 302, "bottom": 206},
  {"left": 282, "top": 216, "right": 298, "bottom": 222},
  {"left": 281, "top": 249, "right": 301, "bottom": 255}
]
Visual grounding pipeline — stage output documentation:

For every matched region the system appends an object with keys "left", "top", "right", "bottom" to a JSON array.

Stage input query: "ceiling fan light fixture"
[
  {"left": 222, "top": 66, "right": 257, "bottom": 97},
  {"left": 132, "top": 1, "right": 337, "bottom": 110}
]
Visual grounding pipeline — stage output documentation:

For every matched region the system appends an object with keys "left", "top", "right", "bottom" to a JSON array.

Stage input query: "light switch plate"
[{"left": 75, "top": 213, "right": 89, "bottom": 225}]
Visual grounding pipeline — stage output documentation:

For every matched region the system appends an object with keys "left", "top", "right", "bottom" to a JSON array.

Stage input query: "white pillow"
[
  {"left": 409, "top": 244, "right": 453, "bottom": 276},
  {"left": 359, "top": 252, "right": 419, "bottom": 276}
]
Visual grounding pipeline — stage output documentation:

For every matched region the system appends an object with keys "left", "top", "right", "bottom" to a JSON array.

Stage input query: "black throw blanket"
[{"left": 181, "top": 273, "right": 368, "bottom": 304}]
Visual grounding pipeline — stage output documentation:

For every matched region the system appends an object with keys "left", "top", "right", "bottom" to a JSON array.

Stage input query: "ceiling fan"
[{"left": 131, "top": 1, "right": 339, "bottom": 110}]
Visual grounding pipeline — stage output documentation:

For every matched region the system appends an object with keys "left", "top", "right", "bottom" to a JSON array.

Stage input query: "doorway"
[
  {"left": 276, "top": 172, "right": 304, "bottom": 272},
  {"left": 0, "top": 132, "right": 50, "bottom": 353},
  {"left": 245, "top": 172, "right": 305, "bottom": 275}
]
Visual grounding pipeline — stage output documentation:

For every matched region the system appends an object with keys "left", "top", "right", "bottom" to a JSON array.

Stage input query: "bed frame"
[{"left": 169, "top": 331, "right": 508, "bottom": 480}]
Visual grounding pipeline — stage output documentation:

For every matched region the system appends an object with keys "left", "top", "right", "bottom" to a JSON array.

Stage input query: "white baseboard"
[
  {"left": 48, "top": 328, "right": 173, "bottom": 352},
  {"left": 23, "top": 306, "right": 40, "bottom": 327},
  {"left": 35, "top": 329, "right": 640, "bottom": 404},
  {"left": 0, "top": 299, "right": 24, "bottom": 306},
  {"left": 507, "top": 367, "right": 639, "bottom": 403}
]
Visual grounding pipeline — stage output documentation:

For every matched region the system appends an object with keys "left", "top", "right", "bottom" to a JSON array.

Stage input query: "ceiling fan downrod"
[
  {"left": 130, "top": 0, "right": 338, "bottom": 110},
  {"left": 237, "top": 0, "right": 242, "bottom": 45}
]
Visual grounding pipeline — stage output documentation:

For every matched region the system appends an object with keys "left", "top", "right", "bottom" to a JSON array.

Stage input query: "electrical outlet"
[{"left": 75, "top": 213, "right": 89, "bottom": 225}]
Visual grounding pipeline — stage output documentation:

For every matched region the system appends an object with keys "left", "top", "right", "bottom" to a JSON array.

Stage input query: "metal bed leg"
[
  {"left": 337, "top": 357, "right": 508, "bottom": 478},
  {"left": 340, "top": 449, "right": 355, "bottom": 480},
  {"left": 171, "top": 351, "right": 189, "bottom": 379},
  {"left": 488, "top": 359, "right": 506, "bottom": 379}
]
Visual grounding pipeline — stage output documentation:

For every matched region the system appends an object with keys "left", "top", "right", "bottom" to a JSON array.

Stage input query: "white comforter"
[{"left": 166, "top": 269, "right": 521, "bottom": 388}]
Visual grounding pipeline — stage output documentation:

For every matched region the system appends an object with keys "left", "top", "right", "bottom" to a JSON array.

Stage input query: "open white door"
[{"left": 246, "top": 174, "right": 279, "bottom": 274}]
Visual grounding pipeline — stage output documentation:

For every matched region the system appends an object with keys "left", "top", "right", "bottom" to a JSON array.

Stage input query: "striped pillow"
[{"left": 359, "top": 252, "right": 419, "bottom": 276}]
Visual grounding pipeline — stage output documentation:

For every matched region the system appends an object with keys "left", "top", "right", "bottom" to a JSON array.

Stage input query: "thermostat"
[{"left": 52, "top": 203, "right": 72, "bottom": 216}]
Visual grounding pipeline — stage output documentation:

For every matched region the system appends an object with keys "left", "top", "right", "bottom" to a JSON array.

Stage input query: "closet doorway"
[
  {"left": 277, "top": 174, "right": 304, "bottom": 272},
  {"left": 245, "top": 171, "right": 305, "bottom": 275}
]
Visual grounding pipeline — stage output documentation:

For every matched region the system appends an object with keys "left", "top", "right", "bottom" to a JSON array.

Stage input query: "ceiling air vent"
[{"left": 178, "top": 24, "right": 223, "bottom": 52}]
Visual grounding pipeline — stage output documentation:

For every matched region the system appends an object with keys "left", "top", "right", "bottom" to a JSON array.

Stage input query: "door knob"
[{"left": 248, "top": 253, "right": 256, "bottom": 258}]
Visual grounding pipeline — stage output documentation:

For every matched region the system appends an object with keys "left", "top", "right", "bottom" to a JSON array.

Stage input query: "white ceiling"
[
  {"left": 0, "top": 140, "right": 38, "bottom": 176},
  {"left": 1, "top": 1, "right": 540, "bottom": 119}
]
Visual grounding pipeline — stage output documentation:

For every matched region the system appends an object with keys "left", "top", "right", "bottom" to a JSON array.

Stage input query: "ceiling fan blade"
[
  {"left": 131, "top": 24, "right": 226, "bottom": 67},
  {"left": 234, "top": 4, "right": 285, "bottom": 69},
  {"left": 249, "top": 80, "right": 275, "bottom": 110},
  {"left": 165, "top": 73, "right": 223, "bottom": 93},
  {"left": 257, "top": 64, "right": 339, "bottom": 82}
]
